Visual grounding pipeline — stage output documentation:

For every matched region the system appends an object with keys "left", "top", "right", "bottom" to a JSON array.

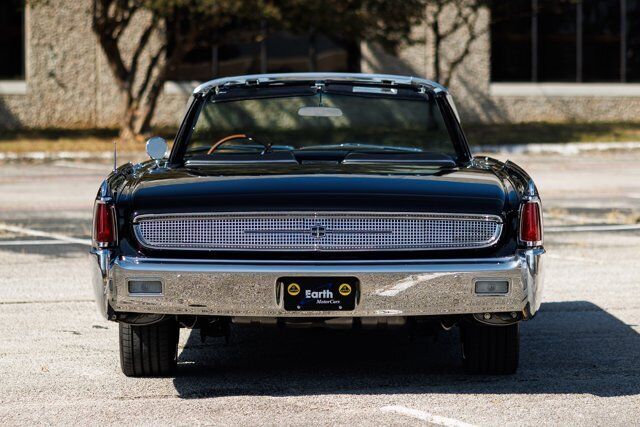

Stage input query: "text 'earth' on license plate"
[{"left": 279, "top": 277, "right": 358, "bottom": 311}]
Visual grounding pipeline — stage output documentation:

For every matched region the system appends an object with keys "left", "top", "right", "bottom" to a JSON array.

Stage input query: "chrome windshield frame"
[
  {"left": 169, "top": 73, "right": 472, "bottom": 166},
  {"left": 193, "top": 72, "right": 447, "bottom": 95}
]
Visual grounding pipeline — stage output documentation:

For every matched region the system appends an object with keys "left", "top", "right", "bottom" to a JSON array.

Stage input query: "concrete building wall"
[
  {"left": 0, "top": 0, "right": 98, "bottom": 129},
  {"left": 363, "top": 4, "right": 640, "bottom": 125},
  {"left": 2, "top": 1, "right": 640, "bottom": 130},
  {"left": 0, "top": 0, "right": 189, "bottom": 130}
]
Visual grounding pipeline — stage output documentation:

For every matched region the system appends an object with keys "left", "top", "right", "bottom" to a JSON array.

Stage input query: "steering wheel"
[{"left": 207, "top": 133, "right": 271, "bottom": 155}]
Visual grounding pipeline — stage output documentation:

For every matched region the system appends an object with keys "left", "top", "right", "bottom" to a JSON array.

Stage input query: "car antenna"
[{"left": 113, "top": 140, "right": 117, "bottom": 172}]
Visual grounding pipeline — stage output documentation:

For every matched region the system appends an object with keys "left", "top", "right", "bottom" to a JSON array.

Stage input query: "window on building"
[
  {"left": 582, "top": 0, "right": 620, "bottom": 81},
  {"left": 491, "top": 0, "right": 532, "bottom": 81},
  {"left": 167, "top": 29, "right": 355, "bottom": 81},
  {"left": 628, "top": 0, "right": 640, "bottom": 81},
  {"left": 538, "top": 0, "right": 577, "bottom": 82},
  {"left": 491, "top": 0, "right": 640, "bottom": 82},
  {"left": 0, "top": 0, "right": 25, "bottom": 80}
]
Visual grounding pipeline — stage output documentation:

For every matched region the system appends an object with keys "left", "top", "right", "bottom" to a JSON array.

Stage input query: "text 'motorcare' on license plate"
[{"left": 279, "top": 277, "right": 358, "bottom": 311}]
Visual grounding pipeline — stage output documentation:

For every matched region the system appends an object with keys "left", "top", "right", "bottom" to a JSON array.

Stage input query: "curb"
[
  {"left": 0, "top": 151, "right": 114, "bottom": 161},
  {"left": 2, "top": 141, "right": 640, "bottom": 161},
  {"left": 472, "top": 141, "right": 640, "bottom": 155}
]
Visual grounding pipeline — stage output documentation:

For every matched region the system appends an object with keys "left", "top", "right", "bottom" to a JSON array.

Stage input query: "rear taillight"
[
  {"left": 519, "top": 200, "right": 542, "bottom": 246},
  {"left": 93, "top": 201, "right": 116, "bottom": 247}
]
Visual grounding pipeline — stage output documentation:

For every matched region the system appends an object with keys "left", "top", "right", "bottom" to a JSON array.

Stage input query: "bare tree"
[
  {"left": 90, "top": 0, "right": 428, "bottom": 140},
  {"left": 90, "top": 0, "right": 275, "bottom": 140},
  {"left": 92, "top": 2, "right": 171, "bottom": 140}
]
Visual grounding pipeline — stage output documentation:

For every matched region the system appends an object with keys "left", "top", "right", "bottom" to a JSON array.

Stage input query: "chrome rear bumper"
[{"left": 91, "top": 249, "right": 545, "bottom": 319}]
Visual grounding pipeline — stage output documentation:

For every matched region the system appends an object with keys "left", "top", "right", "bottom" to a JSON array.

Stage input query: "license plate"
[{"left": 279, "top": 277, "right": 358, "bottom": 311}]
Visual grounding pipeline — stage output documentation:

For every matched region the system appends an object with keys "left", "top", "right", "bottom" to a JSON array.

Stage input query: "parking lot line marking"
[
  {"left": 380, "top": 405, "right": 476, "bottom": 427},
  {"left": 0, "top": 224, "right": 91, "bottom": 246},
  {"left": 0, "top": 239, "right": 81, "bottom": 246}
]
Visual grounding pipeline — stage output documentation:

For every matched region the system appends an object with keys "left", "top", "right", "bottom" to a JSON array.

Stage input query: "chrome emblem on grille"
[
  {"left": 244, "top": 223, "right": 392, "bottom": 239},
  {"left": 309, "top": 225, "right": 326, "bottom": 238}
]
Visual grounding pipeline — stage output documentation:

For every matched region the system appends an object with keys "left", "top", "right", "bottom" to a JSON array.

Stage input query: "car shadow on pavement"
[{"left": 172, "top": 301, "right": 640, "bottom": 398}]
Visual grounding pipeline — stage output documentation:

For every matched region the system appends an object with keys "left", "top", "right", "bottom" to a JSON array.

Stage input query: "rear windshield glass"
[{"left": 185, "top": 88, "right": 456, "bottom": 159}]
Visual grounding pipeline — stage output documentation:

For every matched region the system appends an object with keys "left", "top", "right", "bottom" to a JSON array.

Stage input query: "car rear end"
[{"left": 90, "top": 73, "right": 545, "bottom": 377}]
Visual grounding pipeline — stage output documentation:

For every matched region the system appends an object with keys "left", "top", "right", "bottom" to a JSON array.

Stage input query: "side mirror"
[{"left": 146, "top": 137, "right": 168, "bottom": 162}]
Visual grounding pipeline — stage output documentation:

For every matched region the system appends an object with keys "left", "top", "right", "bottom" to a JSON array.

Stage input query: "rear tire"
[
  {"left": 119, "top": 319, "right": 179, "bottom": 377},
  {"left": 460, "top": 320, "right": 519, "bottom": 374}
]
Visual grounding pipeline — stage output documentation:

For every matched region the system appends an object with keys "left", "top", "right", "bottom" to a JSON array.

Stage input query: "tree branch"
[
  {"left": 134, "top": 44, "right": 166, "bottom": 102},
  {"left": 128, "top": 17, "right": 158, "bottom": 87},
  {"left": 112, "top": 3, "right": 138, "bottom": 39},
  {"left": 96, "top": 33, "right": 130, "bottom": 90},
  {"left": 92, "top": 0, "right": 131, "bottom": 89},
  {"left": 438, "top": 1, "right": 472, "bottom": 39},
  {"left": 441, "top": 3, "right": 487, "bottom": 86},
  {"left": 135, "top": 22, "right": 200, "bottom": 134}
]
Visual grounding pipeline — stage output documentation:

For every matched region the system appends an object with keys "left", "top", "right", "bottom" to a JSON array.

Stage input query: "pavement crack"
[{"left": 113, "top": 394, "right": 180, "bottom": 401}]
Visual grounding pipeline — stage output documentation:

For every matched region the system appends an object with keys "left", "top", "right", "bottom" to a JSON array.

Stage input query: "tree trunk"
[
  {"left": 119, "top": 102, "right": 139, "bottom": 141},
  {"left": 116, "top": 46, "right": 176, "bottom": 141},
  {"left": 116, "top": 77, "right": 167, "bottom": 141},
  {"left": 92, "top": 2, "right": 170, "bottom": 142},
  {"left": 343, "top": 39, "right": 361, "bottom": 72},
  {"left": 432, "top": 21, "right": 441, "bottom": 84},
  {"left": 308, "top": 32, "right": 318, "bottom": 71},
  {"left": 118, "top": 120, "right": 138, "bottom": 141},
  {"left": 136, "top": 73, "right": 169, "bottom": 136}
]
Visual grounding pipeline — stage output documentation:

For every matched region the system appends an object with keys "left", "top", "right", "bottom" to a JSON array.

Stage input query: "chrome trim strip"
[
  {"left": 115, "top": 255, "right": 521, "bottom": 273},
  {"left": 184, "top": 159, "right": 298, "bottom": 166},
  {"left": 132, "top": 211, "right": 504, "bottom": 252},
  {"left": 341, "top": 158, "right": 456, "bottom": 165},
  {"left": 352, "top": 86, "right": 398, "bottom": 94},
  {"left": 194, "top": 72, "right": 447, "bottom": 95},
  {"left": 121, "top": 255, "right": 518, "bottom": 267},
  {"left": 133, "top": 211, "right": 503, "bottom": 223},
  {"left": 185, "top": 158, "right": 457, "bottom": 166},
  {"left": 242, "top": 229, "right": 393, "bottom": 235}
]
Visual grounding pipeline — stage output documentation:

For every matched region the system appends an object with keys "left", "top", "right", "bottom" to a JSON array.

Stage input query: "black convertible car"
[{"left": 91, "top": 73, "right": 544, "bottom": 377}]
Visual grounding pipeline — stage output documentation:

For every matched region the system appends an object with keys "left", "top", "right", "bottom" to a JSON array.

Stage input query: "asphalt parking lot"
[{"left": 1, "top": 151, "right": 639, "bottom": 425}]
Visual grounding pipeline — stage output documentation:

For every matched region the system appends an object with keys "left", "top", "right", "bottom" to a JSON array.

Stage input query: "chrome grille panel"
[{"left": 133, "top": 212, "right": 503, "bottom": 251}]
